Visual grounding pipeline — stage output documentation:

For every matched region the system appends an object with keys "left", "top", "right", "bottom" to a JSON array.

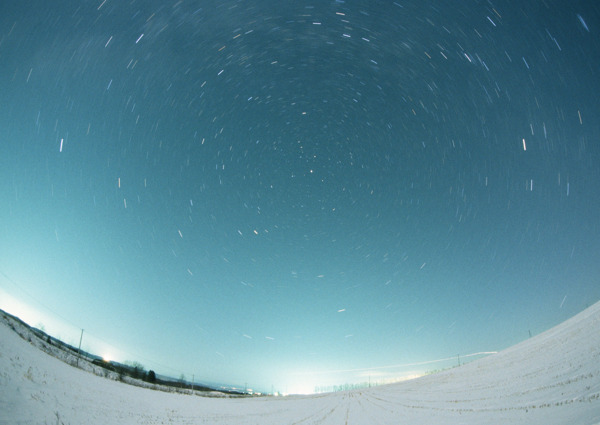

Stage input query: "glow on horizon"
[
  {"left": 282, "top": 351, "right": 500, "bottom": 395},
  {"left": 1, "top": 286, "right": 500, "bottom": 394},
  {"left": 0, "top": 288, "right": 79, "bottom": 342},
  {"left": 0, "top": 288, "right": 128, "bottom": 366},
  {"left": 279, "top": 371, "right": 427, "bottom": 395}
]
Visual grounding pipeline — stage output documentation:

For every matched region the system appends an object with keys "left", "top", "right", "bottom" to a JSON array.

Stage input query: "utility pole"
[
  {"left": 192, "top": 374, "right": 194, "bottom": 391},
  {"left": 76, "top": 329, "right": 84, "bottom": 367}
]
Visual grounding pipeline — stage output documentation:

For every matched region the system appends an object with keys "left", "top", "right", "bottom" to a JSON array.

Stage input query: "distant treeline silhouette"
[{"left": 1, "top": 309, "right": 247, "bottom": 395}]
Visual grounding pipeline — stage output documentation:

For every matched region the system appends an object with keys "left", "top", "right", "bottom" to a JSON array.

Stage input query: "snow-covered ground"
[{"left": 1, "top": 303, "right": 600, "bottom": 425}]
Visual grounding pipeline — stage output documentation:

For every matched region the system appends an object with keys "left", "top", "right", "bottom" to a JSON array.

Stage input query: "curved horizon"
[
  {"left": 2, "top": 299, "right": 598, "bottom": 423},
  {"left": 1, "top": 0, "right": 599, "bottom": 396}
]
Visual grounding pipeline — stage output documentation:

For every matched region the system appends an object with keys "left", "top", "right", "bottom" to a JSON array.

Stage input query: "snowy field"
[{"left": 1, "top": 303, "right": 600, "bottom": 425}]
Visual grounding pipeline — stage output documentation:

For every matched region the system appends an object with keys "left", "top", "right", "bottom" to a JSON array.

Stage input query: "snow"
[{"left": 1, "top": 302, "right": 600, "bottom": 424}]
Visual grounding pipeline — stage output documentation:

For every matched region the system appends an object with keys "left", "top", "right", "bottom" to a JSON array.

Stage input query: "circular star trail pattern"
[{"left": 1, "top": 0, "right": 599, "bottom": 393}]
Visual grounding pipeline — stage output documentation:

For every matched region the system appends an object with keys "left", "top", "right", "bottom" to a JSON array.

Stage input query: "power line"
[
  {"left": 0, "top": 269, "right": 79, "bottom": 329},
  {"left": 0, "top": 269, "right": 194, "bottom": 379},
  {"left": 304, "top": 351, "right": 499, "bottom": 375}
]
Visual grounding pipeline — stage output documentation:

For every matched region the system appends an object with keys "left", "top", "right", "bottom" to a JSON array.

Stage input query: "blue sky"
[{"left": 1, "top": 0, "right": 599, "bottom": 394}]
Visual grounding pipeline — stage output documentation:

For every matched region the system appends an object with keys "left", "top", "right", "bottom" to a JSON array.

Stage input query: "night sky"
[{"left": 1, "top": 0, "right": 599, "bottom": 394}]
